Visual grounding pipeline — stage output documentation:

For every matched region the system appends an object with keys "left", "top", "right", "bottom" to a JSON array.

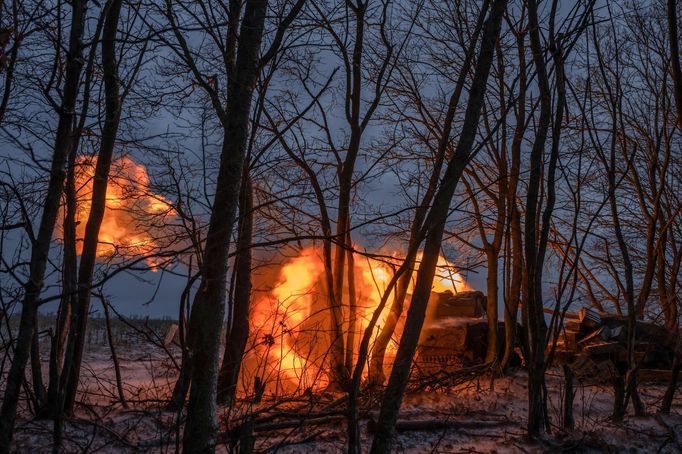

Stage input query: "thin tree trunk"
[
  {"left": 168, "top": 271, "right": 199, "bottom": 411},
  {"left": 0, "top": 0, "right": 20, "bottom": 125},
  {"left": 217, "top": 172, "right": 253, "bottom": 405},
  {"left": 182, "top": 1, "right": 268, "bottom": 451},
  {"left": 61, "top": 0, "right": 124, "bottom": 414},
  {"left": 500, "top": 23, "right": 526, "bottom": 373},
  {"left": 0, "top": 0, "right": 88, "bottom": 449},
  {"left": 590, "top": 4, "right": 642, "bottom": 421},
  {"left": 270, "top": 112, "right": 341, "bottom": 388},
  {"left": 43, "top": 4, "right": 106, "bottom": 419},
  {"left": 485, "top": 247, "right": 499, "bottom": 364},
  {"left": 502, "top": 206, "right": 523, "bottom": 370},
  {"left": 660, "top": 1, "right": 682, "bottom": 416},
  {"left": 367, "top": 259, "right": 412, "bottom": 386},
  {"left": 483, "top": 41, "right": 509, "bottom": 368},
  {"left": 100, "top": 296, "right": 127, "bottom": 408},
  {"left": 344, "top": 227, "right": 358, "bottom": 374},
  {"left": 612, "top": 370, "right": 626, "bottom": 422},
  {"left": 30, "top": 321, "right": 46, "bottom": 408},
  {"left": 369, "top": 3, "right": 506, "bottom": 451},
  {"left": 669, "top": 0, "right": 682, "bottom": 132},
  {"left": 603, "top": 78, "right": 641, "bottom": 422},
  {"left": 368, "top": 0, "right": 492, "bottom": 386},
  {"left": 48, "top": 147, "right": 78, "bottom": 440},
  {"left": 662, "top": 355, "right": 681, "bottom": 414},
  {"left": 656, "top": 226, "right": 675, "bottom": 329},
  {"left": 44, "top": 157, "right": 76, "bottom": 419},
  {"left": 562, "top": 365, "right": 574, "bottom": 430},
  {"left": 523, "top": 0, "right": 556, "bottom": 438},
  {"left": 331, "top": 213, "right": 349, "bottom": 386},
  {"left": 330, "top": 3, "right": 369, "bottom": 384}
]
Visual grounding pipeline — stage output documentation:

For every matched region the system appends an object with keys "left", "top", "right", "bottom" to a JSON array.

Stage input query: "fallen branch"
[
  {"left": 367, "top": 417, "right": 514, "bottom": 433},
  {"left": 227, "top": 414, "right": 345, "bottom": 437}
]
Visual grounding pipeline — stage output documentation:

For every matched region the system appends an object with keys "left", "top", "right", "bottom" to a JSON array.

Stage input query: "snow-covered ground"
[{"left": 7, "top": 343, "right": 682, "bottom": 453}]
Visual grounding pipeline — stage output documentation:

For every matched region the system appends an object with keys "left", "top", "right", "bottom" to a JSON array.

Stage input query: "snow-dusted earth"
[{"left": 7, "top": 344, "right": 682, "bottom": 453}]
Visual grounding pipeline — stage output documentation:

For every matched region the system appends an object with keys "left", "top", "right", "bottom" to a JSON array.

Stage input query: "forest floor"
[{"left": 7, "top": 338, "right": 682, "bottom": 453}]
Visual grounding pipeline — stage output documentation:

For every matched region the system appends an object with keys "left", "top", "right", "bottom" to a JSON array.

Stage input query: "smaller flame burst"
[
  {"left": 59, "top": 156, "right": 175, "bottom": 267},
  {"left": 246, "top": 247, "right": 469, "bottom": 396}
]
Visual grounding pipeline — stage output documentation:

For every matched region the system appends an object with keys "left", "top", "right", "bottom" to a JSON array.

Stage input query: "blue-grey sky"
[{"left": 2, "top": 0, "right": 611, "bottom": 319}]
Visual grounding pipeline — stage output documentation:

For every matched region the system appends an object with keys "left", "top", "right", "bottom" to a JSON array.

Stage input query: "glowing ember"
[
  {"left": 59, "top": 156, "right": 175, "bottom": 266},
  {"left": 247, "top": 247, "right": 469, "bottom": 395}
]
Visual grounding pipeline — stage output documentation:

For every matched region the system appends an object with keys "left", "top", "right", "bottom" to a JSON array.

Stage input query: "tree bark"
[
  {"left": 369, "top": 2, "right": 506, "bottom": 451},
  {"left": 167, "top": 269, "right": 199, "bottom": 411},
  {"left": 523, "top": 0, "right": 555, "bottom": 438},
  {"left": 217, "top": 171, "right": 253, "bottom": 405},
  {"left": 61, "top": 0, "right": 124, "bottom": 415},
  {"left": 30, "top": 321, "right": 46, "bottom": 409},
  {"left": 344, "top": 227, "right": 358, "bottom": 374},
  {"left": 0, "top": 0, "right": 88, "bottom": 449},
  {"left": 43, "top": 3, "right": 106, "bottom": 420},
  {"left": 182, "top": 1, "right": 268, "bottom": 451},
  {"left": 100, "top": 295, "right": 127, "bottom": 408},
  {"left": 44, "top": 151, "right": 76, "bottom": 420},
  {"left": 662, "top": 355, "right": 681, "bottom": 414},
  {"left": 612, "top": 370, "right": 626, "bottom": 422},
  {"left": 562, "top": 365, "right": 574, "bottom": 430},
  {"left": 0, "top": 0, "right": 20, "bottom": 125},
  {"left": 668, "top": 0, "right": 682, "bottom": 132},
  {"left": 660, "top": 1, "right": 682, "bottom": 415},
  {"left": 330, "top": 2, "right": 369, "bottom": 387},
  {"left": 485, "top": 247, "right": 499, "bottom": 364},
  {"left": 500, "top": 23, "right": 526, "bottom": 373}
]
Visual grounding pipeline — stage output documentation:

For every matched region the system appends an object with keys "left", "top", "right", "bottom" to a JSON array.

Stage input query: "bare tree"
[
  {"left": 369, "top": 1, "right": 506, "bottom": 451},
  {"left": 59, "top": 0, "right": 126, "bottom": 415},
  {"left": 156, "top": 0, "right": 305, "bottom": 449},
  {"left": 662, "top": 0, "right": 682, "bottom": 414},
  {"left": 370, "top": 0, "right": 492, "bottom": 385},
  {"left": 0, "top": 0, "right": 88, "bottom": 448},
  {"left": 217, "top": 169, "right": 253, "bottom": 404}
]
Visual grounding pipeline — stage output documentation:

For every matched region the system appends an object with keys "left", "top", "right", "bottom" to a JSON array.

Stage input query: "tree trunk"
[
  {"left": 44, "top": 150, "right": 77, "bottom": 420},
  {"left": 661, "top": 355, "right": 681, "bottom": 414},
  {"left": 344, "top": 228, "right": 358, "bottom": 374},
  {"left": 330, "top": 3, "right": 369, "bottom": 384},
  {"left": 0, "top": 0, "right": 88, "bottom": 449},
  {"left": 562, "top": 365, "right": 574, "bottom": 430},
  {"left": 502, "top": 206, "right": 523, "bottom": 370},
  {"left": 660, "top": 2, "right": 682, "bottom": 416},
  {"left": 30, "top": 322, "right": 46, "bottom": 408},
  {"left": 100, "top": 296, "right": 127, "bottom": 408},
  {"left": 43, "top": 3, "right": 106, "bottom": 419},
  {"left": 500, "top": 23, "right": 526, "bottom": 372},
  {"left": 669, "top": 0, "right": 682, "bottom": 132},
  {"left": 368, "top": 258, "right": 411, "bottom": 386},
  {"left": 602, "top": 71, "right": 641, "bottom": 424},
  {"left": 48, "top": 146, "right": 78, "bottom": 445},
  {"left": 217, "top": 172, "right": 253, "bottom": 405},
  {"left": 182, "top": 1, "right": 267, "bottom": 451},
  {"left": 168, "top": 271, "right": 199, "bottom": 411},
  {"left": 485, "top": 247, "right": 499, "bottom": 364},
  {"left": 368, "top": 0, "right": 492, "bottom": 386},
  {"left": 330, "top": 209, "right": 349, "bottom": 386},
  {"left": 61, "top": 0, "right": 124, "bottom": 414},
  {"left": 523, "top": 0, "right": 560, "bottom": 438},
  {"left": 612, "top": 369, "right": 626, "bottom": 422},
  {"left": 369, "top": 3, "right": 506, "bottom": 451},
  {"left": 169, "top": 358, "right": 191, "bottom": 411}
]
